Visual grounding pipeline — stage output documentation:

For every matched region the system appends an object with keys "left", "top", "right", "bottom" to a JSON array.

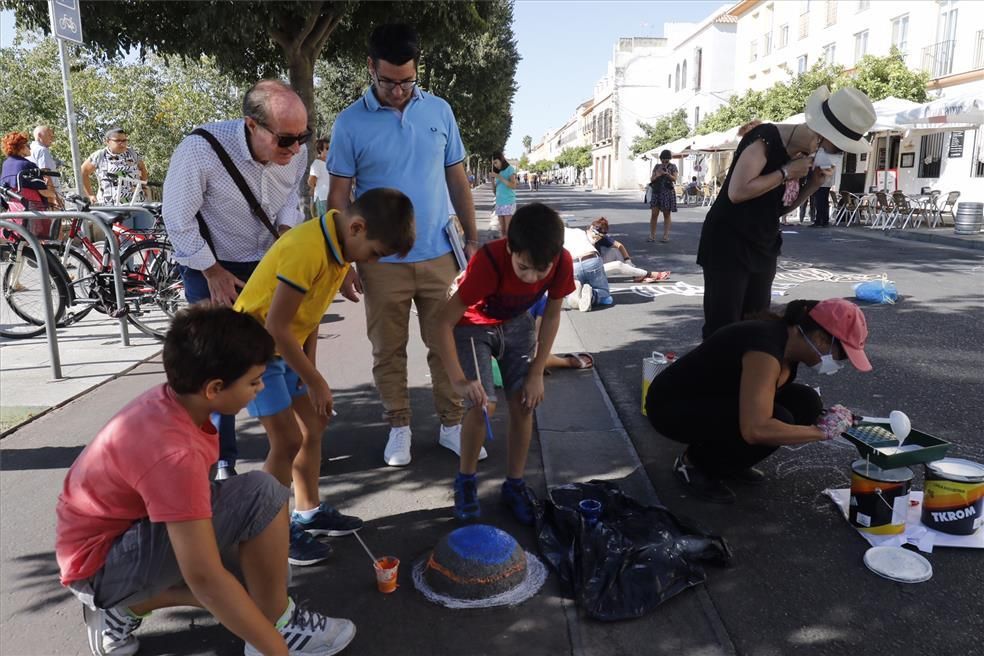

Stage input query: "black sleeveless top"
[{"left": 696, "top": 123, "right": 791, "bottom": 273}]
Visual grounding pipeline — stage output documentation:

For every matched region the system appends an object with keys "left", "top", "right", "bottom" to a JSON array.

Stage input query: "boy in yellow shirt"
[{"left": 235, "top": 187, "right": 415, "bottom": 566}]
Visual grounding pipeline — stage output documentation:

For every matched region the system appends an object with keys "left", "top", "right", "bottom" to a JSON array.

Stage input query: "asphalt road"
[{"left": 519, "top": 183, "right": 984, "bottom": 656}]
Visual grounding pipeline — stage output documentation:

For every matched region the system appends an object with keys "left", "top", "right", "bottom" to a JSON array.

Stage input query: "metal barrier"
[
  {"left": 1, "top": 211, "right": 131, "bottom": 346},
  {"left": 0, "top": 219, "right": 62, "bottom": 379}
]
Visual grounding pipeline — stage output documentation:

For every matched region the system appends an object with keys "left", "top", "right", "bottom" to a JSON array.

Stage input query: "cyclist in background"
[{"left": 81, "top": 127, "right": 148, "bottom": 205}]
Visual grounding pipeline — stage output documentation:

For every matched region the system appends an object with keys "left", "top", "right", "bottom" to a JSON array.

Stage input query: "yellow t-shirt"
[{"left": 234, "top": 211, "right": 350, "bottom": 347}]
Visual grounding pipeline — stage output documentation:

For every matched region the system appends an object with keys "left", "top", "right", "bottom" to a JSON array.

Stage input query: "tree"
[
  {"left": 555, "top": 145, "right": 591, "bottom": 175},
  {"left": 522, "top": 135, "right": 532, "bottom": 152},
  {"left": 517, "top": 153, "right": 529, "bottom": 170},
  {"left": 530, "top": 159, "right": 555, "bottom": 174},
  {"left": 630, "top": 109, "right": 689, "bottom": 156},
  {"left": 850, "top": 48, "right": 929, "bottom": 103},
  {"left": 0, "top": 36, "right": 241, "bottom": 184}
]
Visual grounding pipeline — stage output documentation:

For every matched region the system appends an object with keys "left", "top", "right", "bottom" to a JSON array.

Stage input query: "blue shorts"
[{"left": 247, "top": 358, "right": 308, "bottom": 418}]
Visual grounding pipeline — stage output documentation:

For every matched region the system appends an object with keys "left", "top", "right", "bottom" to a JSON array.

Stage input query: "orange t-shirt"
[{"left": 55, "top": 384, "right": 217, "bottom": 585}]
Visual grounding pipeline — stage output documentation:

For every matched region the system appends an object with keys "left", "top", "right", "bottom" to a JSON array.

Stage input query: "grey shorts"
[
  {"left": 67, "top": 471, "right": 289, "bottom": 610},
  {"left": 454, "top": 312, "right": 536, "bottom": 407}
]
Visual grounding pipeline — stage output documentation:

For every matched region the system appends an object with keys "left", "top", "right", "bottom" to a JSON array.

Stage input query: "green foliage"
[
  {"left": 516, "top": 153, "right": 529, "bottom": 170},
  {"left": 697, "top": 52, "right": 929, "bottom": 135},
  {"left": 530, "top": 159, "right": 555, "bottom": 174},
  {"left": 630, "top": 109, "right": 689, "bottom": 156},
  {"left": 555, "top": 145, "right": 591, "bottom": 173},
  {"left": 0, "top": 36, "right": 240, "bottom": 186},
  {"left": 522, "top": 135, "right": 532, "bottom": 152}
]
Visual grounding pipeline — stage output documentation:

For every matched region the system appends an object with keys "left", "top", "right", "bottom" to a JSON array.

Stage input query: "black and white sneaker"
[
  {"left": 244, "top": 598, "right": 356, "bottom": 656},
  {"left": 673, "top": 455, "right": 736, "bottom": 504},
  {"left": 83, "top": 604, "right": 142, "bottom": 656}
]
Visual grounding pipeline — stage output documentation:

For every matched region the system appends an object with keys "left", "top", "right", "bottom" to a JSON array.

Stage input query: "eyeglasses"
[
  {"left": 256, "top": 122, "right": 313, "bottom": 148},
  {"left": 109, "top": 138, "right": 129, "bottom": 143},
  {"left": 374, "top": 75, "right": 417, "bottom": 92}
]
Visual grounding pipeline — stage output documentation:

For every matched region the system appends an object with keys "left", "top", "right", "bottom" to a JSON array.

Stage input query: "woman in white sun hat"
[{"left": 696, "top": 86, "right": 876, "bottom": 340}]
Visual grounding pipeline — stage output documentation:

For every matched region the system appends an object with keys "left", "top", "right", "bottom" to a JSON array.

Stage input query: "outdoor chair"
[
  {"left": 701, "top": 184, "right": 714, "bottom": 207},
  {"left": 830, "top": 189, "right": 845, "bottom": 225},
  {"left": 913, "top": 190, "right": 942, "bottom": 229},
  {"left": 937, "top": 191, "right": 960, "bottom": 226},
  {"left": 890, "top": 192, "right": 918, "bottom": 230},
  {"left": 835, "top": 191, "right": 863, "bottom": 227},
  {"left": 870, "top": 191, "right": 896, "bottom": 229}
]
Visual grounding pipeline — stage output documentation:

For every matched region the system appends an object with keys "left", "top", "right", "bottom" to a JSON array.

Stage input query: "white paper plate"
[{"left": 863, "top": 546, "right": 933, "bottom": 583}]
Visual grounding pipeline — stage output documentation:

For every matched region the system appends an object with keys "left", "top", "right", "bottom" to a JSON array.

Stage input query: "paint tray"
[{"left": 843, "top": 423, "right": 951, "bottom": 469}]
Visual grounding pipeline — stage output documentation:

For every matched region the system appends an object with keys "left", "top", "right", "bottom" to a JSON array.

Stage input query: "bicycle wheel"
[
  {"left": 120, "top": 240, "right": 186, "bottom": 339},
  {"left": 1, "top": 246, "right": 70, "bottom": 338},
  {"left": 46, "top": 243, "right": 97, "bottom": 325}
]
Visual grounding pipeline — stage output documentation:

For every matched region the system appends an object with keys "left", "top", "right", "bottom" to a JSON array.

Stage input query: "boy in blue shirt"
[{"left": 436, "top": 203, "right": 575, "bottom": 524}]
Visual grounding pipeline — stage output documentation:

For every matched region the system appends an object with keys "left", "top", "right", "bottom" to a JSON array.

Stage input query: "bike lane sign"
[{"left": 51, "top": 0, "right": 83, "bottom": 44}]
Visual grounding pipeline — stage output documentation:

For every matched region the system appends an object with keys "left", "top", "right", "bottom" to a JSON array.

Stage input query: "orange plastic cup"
[{"left": 374, "top": 556, "right": 400, "bottom": 594}]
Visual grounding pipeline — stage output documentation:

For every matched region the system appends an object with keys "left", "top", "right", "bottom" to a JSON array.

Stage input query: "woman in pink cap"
[{"left": 645, "top": 298, "right": 871, "bottom": 504}]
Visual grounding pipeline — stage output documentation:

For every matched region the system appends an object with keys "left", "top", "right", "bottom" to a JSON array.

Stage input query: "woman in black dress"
[
  {"left": 696, "top": 86, "right": 876, "bottom": 339},
  {"left": 648, "top": 149, "right": 677, "bottom": 243},
  {"left": 646, "top": 298, "right": 872, "bottom": 503}
]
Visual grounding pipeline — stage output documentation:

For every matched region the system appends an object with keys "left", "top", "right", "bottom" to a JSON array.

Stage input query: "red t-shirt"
[
  {"left": 457, "top": 239, "right": 575, "bottom": 326},
  {"left": 55, "top": 384, "right": 218, "bottom": 585}
]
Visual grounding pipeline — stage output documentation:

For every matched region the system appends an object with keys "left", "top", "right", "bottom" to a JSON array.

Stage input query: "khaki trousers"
[{"left": 360, "top": 253, "right": 464, "bottom": 427}]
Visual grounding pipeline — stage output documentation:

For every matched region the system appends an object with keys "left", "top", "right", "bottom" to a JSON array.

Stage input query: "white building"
[{"left": 731, "top": 0, "right": 984, "bottom": 201}]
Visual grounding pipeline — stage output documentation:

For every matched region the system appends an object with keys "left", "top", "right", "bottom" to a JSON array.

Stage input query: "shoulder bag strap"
[{"left": 191, "top": 128, "right": 280, "bottom": 242}]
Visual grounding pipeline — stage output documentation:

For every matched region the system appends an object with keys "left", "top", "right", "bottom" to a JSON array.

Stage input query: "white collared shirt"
[
  {"left": 162, "top": 119, "right": 307, "bottom": 270},
  {"left": 29, "top": 141, "right": 60, "bottom": 189}
]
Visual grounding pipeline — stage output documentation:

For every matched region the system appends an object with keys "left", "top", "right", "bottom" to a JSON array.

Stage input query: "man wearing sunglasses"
[
  {"left": 328, "top": 23, "right": 480, "bottom": 468},
  {"left": 162, "top": 80, "right": 313, "bottom": 496}
]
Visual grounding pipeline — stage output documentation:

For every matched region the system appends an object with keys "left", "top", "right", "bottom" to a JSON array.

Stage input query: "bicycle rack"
[
  {"left": 0, "top": 219, "right": 63, "bottom": 379},
  {"left": 2, "top": 211, "right": 132, "bottom": 349}
]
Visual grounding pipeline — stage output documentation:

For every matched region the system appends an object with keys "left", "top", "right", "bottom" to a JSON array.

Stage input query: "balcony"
[{"left": 922, "top": 40, "right": 955, "bottom": 78}]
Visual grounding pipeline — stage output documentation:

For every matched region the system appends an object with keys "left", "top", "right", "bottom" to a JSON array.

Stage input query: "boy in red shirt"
[
  {"left": 436, "top": 203, "right": 574, "bottom": 524},
  {"left": 56, "top": 306, "right": 355, "bottom": 656}
]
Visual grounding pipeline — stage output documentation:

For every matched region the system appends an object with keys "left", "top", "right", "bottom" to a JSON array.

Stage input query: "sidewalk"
[{"left": 0, "top": 315, "right": 163, "bottom": 434}]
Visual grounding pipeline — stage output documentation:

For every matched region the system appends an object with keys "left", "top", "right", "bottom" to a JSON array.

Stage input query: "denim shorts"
[
  {"left": 67, "top": 471, "right": 289, "bottom": 610},
  {"left": 247, "top": 358, "right": 308, "bottom": 418},
  {"left": 454, "top": 313, "right": 536, "bottom": 406}
]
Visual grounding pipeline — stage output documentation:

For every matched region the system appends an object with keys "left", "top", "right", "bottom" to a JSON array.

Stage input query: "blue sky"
[
  {"left": 506, "top": 1, "right": 728, "bottom": 157},
  {"left": 3, "top": 3, "right": 728, "bottom": 156}
]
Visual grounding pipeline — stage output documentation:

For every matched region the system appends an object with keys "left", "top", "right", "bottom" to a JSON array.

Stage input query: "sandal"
[
  {"left": 660, "top": 237, "right": 670, "bottom": 243},
  {"left": 646, "top": 236, "right": 656, "bottom": 243},
  {"left": 561, "top": 352, "right": 594, "bottom": 369}
]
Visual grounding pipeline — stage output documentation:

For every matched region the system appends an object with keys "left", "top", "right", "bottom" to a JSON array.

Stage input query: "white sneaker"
[
  {"left": 83, "top": 604, "right": 142, "bottom": 656},
  {"left": 578, "top": 283, "right": 593, "bottom": 312},
  {"left": 439, "top": 424, "right": 488, "bottom": 461},
  {"left": 383, "top": 425, "right": 412, "bottom": 466},
  {"left": 244, "top": 598, "right": 355, "bottom": 656}
]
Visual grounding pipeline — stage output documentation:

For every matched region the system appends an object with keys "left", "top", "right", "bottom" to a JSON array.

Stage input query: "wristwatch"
[{"left": 779, "top": 165, "right": 789, "bottom": 183}]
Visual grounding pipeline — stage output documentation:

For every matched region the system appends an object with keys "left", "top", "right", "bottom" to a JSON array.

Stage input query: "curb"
[{"left": 833, "top": 225, "right": 984, "bottom": 251}]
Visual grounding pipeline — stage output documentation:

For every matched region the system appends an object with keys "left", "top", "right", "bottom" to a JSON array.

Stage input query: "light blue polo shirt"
[{"left": 327, "top": 86, "right": 466, "bottom": 263}]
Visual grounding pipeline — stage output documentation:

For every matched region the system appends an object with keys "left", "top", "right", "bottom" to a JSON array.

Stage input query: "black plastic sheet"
[{"left": 534, "top": 480, "right": 733, "bottom": 621}]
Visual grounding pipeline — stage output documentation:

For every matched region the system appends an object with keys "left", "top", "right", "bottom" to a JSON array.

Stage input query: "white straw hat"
[{"left": 805, "top": 86, "right": 876, "bottom": 154}]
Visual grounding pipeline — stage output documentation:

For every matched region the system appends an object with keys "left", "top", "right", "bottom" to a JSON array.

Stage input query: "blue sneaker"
[
  {"left": 292, "top": 503, "right": 364, "bottom": 537},
  {"left": 453, "top": 475, "right": 481, "bottom": 521},
  {"left": 500, "top": 480, "right": 535, "bottom": 526},
  {"left": 288, "top": 522, "right": 332, "bottom": 566}
]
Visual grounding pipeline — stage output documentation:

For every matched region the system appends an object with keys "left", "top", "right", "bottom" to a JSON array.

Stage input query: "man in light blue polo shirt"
[{"left": 327, "top": 23, "right": 481, "bottom": 468}]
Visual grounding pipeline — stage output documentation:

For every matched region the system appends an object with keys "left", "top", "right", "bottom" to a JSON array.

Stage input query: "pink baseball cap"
[{"left": 809, "top": 299, "right": 872, "bottom": 372}]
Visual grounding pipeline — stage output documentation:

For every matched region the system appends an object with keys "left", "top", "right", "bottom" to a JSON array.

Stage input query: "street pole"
[{"left": 48, "top": 0, "right": 84, "bottom": 194}]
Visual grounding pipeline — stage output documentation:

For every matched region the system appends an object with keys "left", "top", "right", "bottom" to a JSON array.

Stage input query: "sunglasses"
[{"left": 256, "top": 122, "right": 313, "bottom": 148}]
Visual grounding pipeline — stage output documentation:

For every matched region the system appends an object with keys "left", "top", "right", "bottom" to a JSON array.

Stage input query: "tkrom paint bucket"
[
  {"left": 849, "top": 460, "right": 913, "bottom": 535},
  {"left": 921, "top": 458, "right": 984, "bottom": 535}
]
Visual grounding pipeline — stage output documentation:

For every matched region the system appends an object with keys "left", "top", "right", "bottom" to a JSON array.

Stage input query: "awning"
[
  {"left": 895, "top": 87, "right": 984, "bottom": 128},
  {"left": 643, "top": 136, "right": 693, "bottom": 159},
  {"left": 690, "top": 126, "right": 742, "bottom": 151}
]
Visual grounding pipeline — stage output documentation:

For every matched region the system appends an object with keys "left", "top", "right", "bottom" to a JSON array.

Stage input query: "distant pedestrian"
[
  {"left": 696, "top": 86, "right": 875, "bottom": 340},
  {"left": 30, "top": 125, "right": 62, "bottom": 207},
  {"left": 648, "top": 149, "right": 677, "bottom": 242},
  {"left": 55, "top": 306, "right": 356, "bottom": 656},
  {"left": 308, "top": 137, "right": 331, "bottom": 217},
  {"left": 2, "top": 131, "right": 58, "bottom": 238},
  {"left": 327, "top": 23, "right": 480, "bottom": 467},
  {"left": 491, "top": 151, "right": 517, "bottom": 236},
  {"left": 437, "top": 202, "right": 574, "bottom": 524},
  {"left": 81, "top": 128, "right": 148, "bottom": 205}
]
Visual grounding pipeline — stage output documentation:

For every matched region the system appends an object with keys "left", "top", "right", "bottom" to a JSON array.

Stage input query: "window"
[
  {"left": 779, "top": 24, "right": 789, "bottom": 48},
  {"left": 799, "top": 13, "right": 809, "bottom": 40},
  {"left": 891, "top": 14, "right": 909, "bottom": 53},
  {"left": 797, "top": 54, "right": 808, "bottom": 74},
  {"left": 674, "top": 63, "right": 680, "bottom": 92},
  {"left": 750, "top": 39, "right": 758, "bottom": 62},
  {"left": 668, "top": 74, "right": 672, "bottom": 88},
  {"left": 764, "top": 32, "right": 773, "bottom": 56},
  {"left": 826, "top": 0, "right": 837, "bottom": 26},
  {"left": 694, "top": 106, "right": 701, "bottom": 129},
  {"left": 682, "top": 60, "right": 688, "bottom": 89},
  {"left": 821, "top": 42, "right": 836, "bottom": 64},
  {"left": 854, "top": 31, "right": 869, "bottom": 63},
  {"left": 918, "top": 133, "right": 944, "bottom": 178},
  {"left": 694, "top": 47, "right": 703, "bottom": 91},
  {"left": 857, "top": 0, "right": 869, "bottom": 11}
]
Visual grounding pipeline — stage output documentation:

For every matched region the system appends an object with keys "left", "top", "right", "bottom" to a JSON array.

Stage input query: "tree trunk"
[{"left": 286, "top": 52, "right": 316, "bottom": 208}]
